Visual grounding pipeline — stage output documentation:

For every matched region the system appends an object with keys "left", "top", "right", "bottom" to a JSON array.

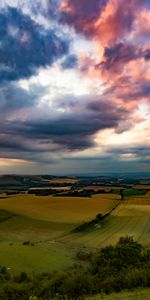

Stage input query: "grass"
[
  {"left": 0, "top": 241, "right": 74, "bottom": 274},
  {"left": 86, "top": 288, "right": 150, "bottom": 299},
  {"left": 0, "top": 212, "right": 75, "bottom": 274},
  {"left": 123, "top": 189, "right": 146, "bottom": 196}
]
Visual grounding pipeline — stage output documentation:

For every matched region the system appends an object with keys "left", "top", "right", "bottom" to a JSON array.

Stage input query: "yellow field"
[
  {"left": 42, "top": 178, "right": 78, "bottom": 184},
  {"left": 134, "top": 185, "right": 150, "bottom": 190},
  {"left": 125, "top": 191, "right": 150, "bottom": 205},
  {"left": 92, "top": 194, "right": 120, "bottom": 200},
  {"left": 0, "top": 194, "right": 119, "bottom": 224},
  {"left": 30, "top": 186, "right": 71, "bottom": 190},
  {"left": 50, "top": 186, "right": 71, "bottom": 190},
  {"left": 84, "top": 186, "right": 124, "bottom": 191}
]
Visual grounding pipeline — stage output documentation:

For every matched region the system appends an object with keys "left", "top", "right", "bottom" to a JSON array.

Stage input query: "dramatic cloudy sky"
[{"left": 0, "top": 0, "right": 150, "bottom": 174}]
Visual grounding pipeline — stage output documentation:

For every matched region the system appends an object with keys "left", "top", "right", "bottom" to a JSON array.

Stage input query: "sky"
[{"left": 0, "top": 0, "right": 150, "bottom": 175}]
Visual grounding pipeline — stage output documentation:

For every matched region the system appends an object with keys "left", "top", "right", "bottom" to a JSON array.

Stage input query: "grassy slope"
[
  {"left": 0, "top": 214, "right": 74, "bottom": 242},
  {"left": 0, "top": 213, "right": 75, "bottom": 274},
  {"left": 87, "top": 288, "right": 150, "bottom": 299},
  {"left": 0, "top": 242, "right": 74, "bottom": 274}
]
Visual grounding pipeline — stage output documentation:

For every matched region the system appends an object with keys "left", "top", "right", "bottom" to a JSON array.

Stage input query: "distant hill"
[
  {"left": 0, "top": 175, "right": 77, "bottom": 188},
  {"left": 0, "top": 173, "right": 149, "bottom": 189}
]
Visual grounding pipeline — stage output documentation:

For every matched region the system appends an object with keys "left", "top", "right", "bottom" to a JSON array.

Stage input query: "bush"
[
  {"left": 76, "top": 250, "right": 92, "bottom": 261},
  {"left": 14, "top": 272, "right": 30, "bottom": 283},
  {"left": 0, "top": 237, "right": 150, "bottom": 299}
]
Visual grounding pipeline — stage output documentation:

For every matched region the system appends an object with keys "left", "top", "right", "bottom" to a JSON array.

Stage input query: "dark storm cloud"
[
  {"left": 105, "top": 146, "right": 150, "bottom": 163},
  {"left": 0, "top": 136, "right": 30, "bottom": 152},
  {"left": 65, "top": 145, "right": 150, "bottom": 166},
  {"left": 0, "top": 7, "right": 69, "bottom": 82},
  {"left": 87, "top": 99, "right": 125, "bottom": 114},
  {"left": 0, "top": 97, "right": 128, "bottom": 156}
]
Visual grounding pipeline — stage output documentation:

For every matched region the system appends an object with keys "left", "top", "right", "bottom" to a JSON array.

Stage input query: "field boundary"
[
  {"left": 0, "top": 209, "right": 16, "bottom": 223},
  {"left": 72, "top": 200, "right": 121, "bottom": 233}
]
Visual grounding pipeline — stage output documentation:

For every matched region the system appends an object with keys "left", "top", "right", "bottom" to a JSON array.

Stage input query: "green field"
[
  {"left": 123, "top": 188, "right": 146, "bottom": 196},
  {"left": 87, "top": 288, "right": 150, "bottom": 299},
  {"left": 0, "top": 212, "right": 75, "bottom": 274},
  {"left": 0, "top": 242, "right": 74, "bottom": 274}
]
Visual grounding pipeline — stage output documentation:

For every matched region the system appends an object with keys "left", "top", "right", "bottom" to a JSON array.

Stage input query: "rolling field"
[
  {"left": 0, "top": 191, "right": 150, "bottom": 274},
  {"left": 62, "top": 192, "right": 150, "bottom": 248},
  {"left": 0, "top": 194, "right": 119, "bottom": 223},
  {"left": 0, "top": 193, "right": 119, "bottom": 274},
  {"left": 0, "top": 212, "right": 76, "bottom": 274}
]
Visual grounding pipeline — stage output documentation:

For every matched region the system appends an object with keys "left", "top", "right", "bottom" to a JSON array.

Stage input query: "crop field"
[
  {"left": 62, "top": 192, "right": 150, "bottom": 248},
  {"left": 134, "top": 184, "right": 150, "bottom": 190},
  {"left": 124, "top": 191, "right": 150, "bottom": 205},
  {"left": 84, "top": 186, "right": 124, "bottom": 191},
  {"left": 41, "top": 178, "right": 78, "bottom": 184},
  {"left": 29, "top": 186, "right": 71, "bottom": 190},
  {"left": 0, "top": 194, "right": 119, "bottom": 223}
]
